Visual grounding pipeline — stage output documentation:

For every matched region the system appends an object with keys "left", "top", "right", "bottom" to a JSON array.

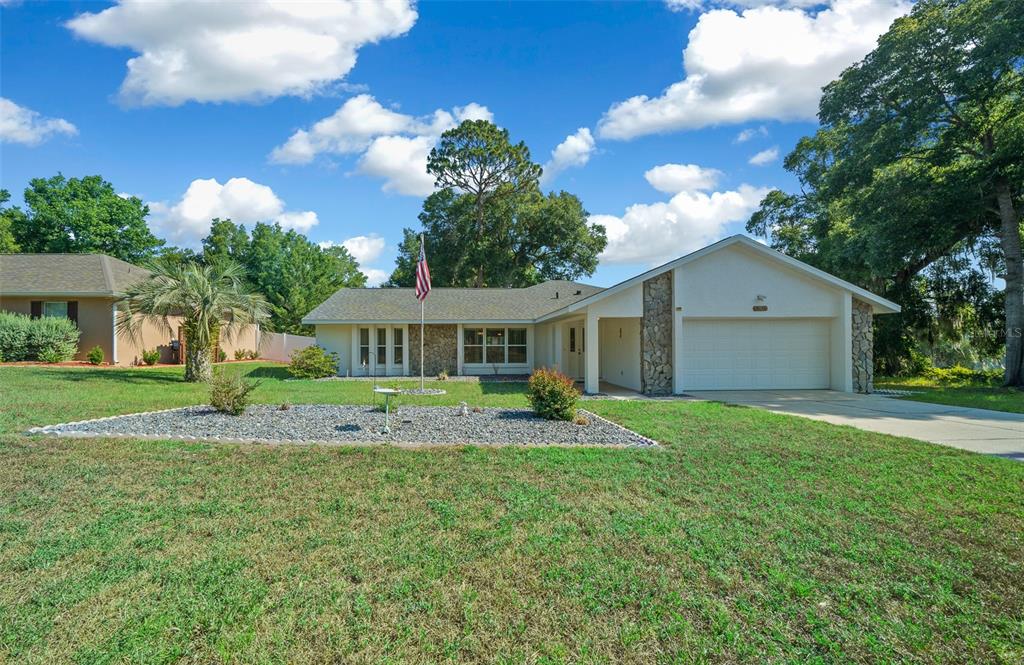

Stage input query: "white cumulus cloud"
[
  {"left": 594, "top": 165, "right": 768, "bottom": 265},
  {"left": 748, "top": 146, "right": 779, "bottom": 165},
  {"left": 66, "top": 0, "right": 417, "bottom": 106},
  {"left": 0, "top": 98, "right": 77, "bottom": 146},
  {"left": 271, "top": 94, "right": 493, "bottom": 196},
  {"left": 540, "top": 127, "right": 596, "bottom": 187},
  {"left": 599, "top": 0, "right": 909, "bottom": 140},
  {"left": 734, "top": 125, "right": 768, "bottom": 143},
  {"left": 320, "top": 234, "right": 389, "bottom": 285},
  {"left": 149, "top": 177, "right": 318, "bottom": 244},
  {"left": 644, "top": 163, "right": 722, "bottom": 193},
  {"left": 340, "top": 234, "right": 386, "bottom": 265}
]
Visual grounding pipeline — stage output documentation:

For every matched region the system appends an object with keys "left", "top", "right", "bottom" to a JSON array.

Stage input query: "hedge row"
[{"left": 0, "top": 311, "right": 80, "bottom": 362}]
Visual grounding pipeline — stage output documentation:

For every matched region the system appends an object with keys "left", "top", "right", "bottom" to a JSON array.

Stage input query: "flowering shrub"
[{"left": 527, "top": 367, "right": 579, "bottom": 421}]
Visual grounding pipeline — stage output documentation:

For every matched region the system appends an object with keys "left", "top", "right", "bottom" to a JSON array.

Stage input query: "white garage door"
[{"left": 680, "top": 319, "right": 831, "bottom": 390}]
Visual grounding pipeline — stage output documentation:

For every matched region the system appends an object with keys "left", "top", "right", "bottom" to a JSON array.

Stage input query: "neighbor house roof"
[
  {"left": 302, "top": 280, "right": 604, "bottom": 324},
  {"left": 0, "top": 253, "right": 151, "bottom": 297}
]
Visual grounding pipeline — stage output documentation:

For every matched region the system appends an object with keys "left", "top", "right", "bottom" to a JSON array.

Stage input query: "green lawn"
[
  {"left": 877, "top": 375, "right": 1024, "bottom": 414},
  {"left": 1, "top": 364, "right": 1023, "bottom": 663}
]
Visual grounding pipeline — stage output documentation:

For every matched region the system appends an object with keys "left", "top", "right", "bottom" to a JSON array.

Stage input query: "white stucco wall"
[
  {"left": 670, "top": 242, "right": 853, "bottom": 392},
  {"left": 315, "top": 324, "right": 352, "bottom": 376},
  {"left": 599, "top": 317, "right": 641, "bottom": 391},
  {"left": 674, "top": 243, "right": 843, "bottom": 318}
]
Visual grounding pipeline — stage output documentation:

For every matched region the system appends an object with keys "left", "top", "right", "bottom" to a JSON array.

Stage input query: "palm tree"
[{"left": 117, "top": 260, "right": 269, "bottom": 382}]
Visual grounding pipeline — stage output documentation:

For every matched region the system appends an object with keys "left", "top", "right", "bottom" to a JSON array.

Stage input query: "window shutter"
[
  {"left": 68, "top": 301, "right": 79, "bottom": 326},
  {"left": 30, "top": 301, "right": 42, "bottom": 319}
]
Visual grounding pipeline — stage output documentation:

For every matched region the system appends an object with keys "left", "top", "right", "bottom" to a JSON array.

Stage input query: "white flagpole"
[{"left": 419, "top": 234, "right": 425, "bottom": 391}]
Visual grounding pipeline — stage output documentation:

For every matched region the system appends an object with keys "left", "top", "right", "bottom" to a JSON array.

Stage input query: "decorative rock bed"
[{"left": 27, "top": 405, "right": 659, "bottom": 448}]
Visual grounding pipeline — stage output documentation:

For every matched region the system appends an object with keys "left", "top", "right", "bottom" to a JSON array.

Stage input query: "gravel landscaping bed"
[{"left": 28, "top": 405, "right": 658, "bottom": 447}]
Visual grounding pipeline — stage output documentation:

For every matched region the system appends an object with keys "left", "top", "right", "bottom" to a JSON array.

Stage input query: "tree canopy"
[
  {"left": 4, "top": 174, "right": 164, "bottom": 262},
  {"left": 389, "top": 120, "right": 607, "bottom": 288},
  {"left": 747, "top": 0, "right": 1023, "bottom": 382},
  {"left": 201, "top": 220, "right": 366, "bottom": 334}
]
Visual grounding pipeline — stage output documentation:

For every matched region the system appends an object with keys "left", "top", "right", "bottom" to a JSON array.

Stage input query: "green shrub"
[
  {"left": 209, "top": 370, "right": 259, "bottom": 415},
  {"left": 923, "top": 365, "right": 1002, "bottom": 385},
  {"left": 288, "top": 345, "right": 339, "bottom": 379},
  {"left": 216, "top": 348, "right": 227, "bottom": 363},
  {"left": 527, "top": 367, "right": 579, "bottom": 421},
  {"left": 234, "top": 348, "right": 247, "bottom": 360},
  {"left": 0, "top": 312, "right": 79, "bottom": 362},
  {"left": 142, "top": 348, "right": 160, "bottom": 366},
  {"left": 38, "top": 347, "right": 65, "bottom": 364},
  {"left": 87, "top": 345, "right": 105, "bottom": 365},
  {"left": 0, "top": 311, "right": 31, "bottom": 360},
  {"left": 247, "top": 349, "right": 259, "bottom": 360}
]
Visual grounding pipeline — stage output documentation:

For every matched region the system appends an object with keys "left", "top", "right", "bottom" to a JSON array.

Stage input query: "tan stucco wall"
[
  {"left": 1, "top": 295, "right": 118, "bottom": 363},
  {"left": 0, "top": 295, "right": 191, "bottom": 365}
]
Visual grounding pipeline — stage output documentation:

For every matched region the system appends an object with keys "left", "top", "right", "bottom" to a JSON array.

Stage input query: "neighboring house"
[
  {"left": 0, "top": 254, "right": 258, "bottom": 365},
  {"left": 304, "top": 235, "right": 900, "bottom": 395}
]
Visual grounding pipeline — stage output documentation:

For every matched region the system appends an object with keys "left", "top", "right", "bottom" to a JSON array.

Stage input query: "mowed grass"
[
  {"left": 877, "top": 375, "right": 1024, "bottom": 414},
  {"left": 0, "top": 362, "right": 529, "bottom": 434},
  {"left": 1, "top": 365, "right": 1023, "bottom": 663}
]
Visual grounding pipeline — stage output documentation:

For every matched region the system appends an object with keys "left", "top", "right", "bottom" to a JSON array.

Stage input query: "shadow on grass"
[
  {"left": 240, "top": 366, "right": 292, "bottom": 380},
  {"left": 31, "top": 368, "right": 187, "bottom": 385}
]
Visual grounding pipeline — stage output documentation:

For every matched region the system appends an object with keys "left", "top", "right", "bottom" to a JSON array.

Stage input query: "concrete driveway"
[{"left": 685, "top": 390, "right": 1024, "bottom": 460}]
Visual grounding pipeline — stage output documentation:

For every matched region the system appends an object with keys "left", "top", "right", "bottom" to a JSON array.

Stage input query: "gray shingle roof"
[
  {"left": 303, "top": 280, "right": 605, "bottom": 323},
  {"left": 0, "top": 254, "right": 151, "bottom": 296}
]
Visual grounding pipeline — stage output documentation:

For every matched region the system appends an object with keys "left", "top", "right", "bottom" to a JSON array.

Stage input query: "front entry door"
[{"left": 564, "top": 323, "right": 585, "bottom": 380}]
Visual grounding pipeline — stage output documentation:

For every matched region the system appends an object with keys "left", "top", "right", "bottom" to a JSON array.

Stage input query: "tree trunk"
[
  {"left": 184, "top": 340, "right": 213, "bottom": 382},
  {"left": 995, "top": 177, "right": 1023, "bottom": 386}
]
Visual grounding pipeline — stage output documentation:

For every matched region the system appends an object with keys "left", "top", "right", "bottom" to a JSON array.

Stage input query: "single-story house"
[
  {"left": 0, "top": 253, "right": 259, "bottom": 365},
  {"left": 303, "top": 235, "right": 900, "bottom": 394}
]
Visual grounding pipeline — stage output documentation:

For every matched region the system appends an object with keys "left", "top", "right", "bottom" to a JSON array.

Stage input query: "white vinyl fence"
[{"left": 259, "top": 331, "right": 315, "bottom": 362}]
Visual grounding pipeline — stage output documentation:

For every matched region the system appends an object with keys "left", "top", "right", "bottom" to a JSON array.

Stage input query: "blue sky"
[{"left": 0, "top": 0, "right": 909, "bottom": 286}]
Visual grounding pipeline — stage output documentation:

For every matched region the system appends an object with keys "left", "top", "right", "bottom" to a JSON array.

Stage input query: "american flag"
[{"left": 415, "top": 235, "right": 431, "bottom": 302}]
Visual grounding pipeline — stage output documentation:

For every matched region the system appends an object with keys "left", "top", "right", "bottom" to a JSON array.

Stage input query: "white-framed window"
[
  {"left": 393, "top": 328, "right": 404, "bottom": 366},
  {"left": 463, "top": 327, "right": 528, "bottom": 365},
  {"left": 359, "top": 327, "right": 370, "bottom": 367},
  {"left": 463, "top": 328, "right": 483, "bottom": 364},
  {"left": 43, "top": 301, "right": 68, "bottom": 318},
  {"left": 507, "top": 328, "right": 527, "bottom": 363},
  {"left": 376, "top": 328, "right": 387, "bottom": 366}
]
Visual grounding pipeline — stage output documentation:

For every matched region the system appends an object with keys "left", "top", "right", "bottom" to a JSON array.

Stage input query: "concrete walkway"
[{"left": 685, "top": 390, "right": 1024, "bottom": 460}]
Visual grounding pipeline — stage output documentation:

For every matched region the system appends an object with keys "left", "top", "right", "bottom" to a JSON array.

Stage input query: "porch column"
[
  {"left": 585, "top": 310, "right": 599, "bottom": 394},
  {"left": 553, "top": 324, "right": 563, "bottom": 372}
]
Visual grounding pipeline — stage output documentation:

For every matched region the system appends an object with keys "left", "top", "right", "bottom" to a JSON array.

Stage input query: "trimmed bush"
[
  {"left": 209, "top": 370, "right": 259, "bottom": 415},
  {"left": 923, "top": 365, "right": 1002, "bottom": 385},
  {"left": 87, "top": 345, "right": 105, "bottom": 365},
  {"left": 38, "top": 347, "right": 66, "bottom": 364},
  {"left": 142, "top": 348, "right": 160, "bottom": 366},
  {"left": 0, "top": 311, "right": 79, "bottom": 362},
  {"left": 527, "top": 367, "right": 579, "bottom": 421},
  {"left": 288, "top": 345, "right": 339, "bottom": 379},
  {"left": 0, "top": 311, "right": 31, "bottom": 361}
]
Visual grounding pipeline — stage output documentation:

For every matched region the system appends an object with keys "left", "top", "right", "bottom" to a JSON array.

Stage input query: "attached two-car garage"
[{"left": 678, "top": 318, "right": 832, "bottom": 391}]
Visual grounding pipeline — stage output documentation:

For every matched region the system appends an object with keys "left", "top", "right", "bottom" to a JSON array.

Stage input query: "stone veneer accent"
[
  {"left": 852, "top": 298, "right": 874, "bottom": 394},
  {"left": 409, "top": 324, "right": 458, "bottom": 377},
  {"left": 641, "top": 272, "right": 674, "bottom": 395}
]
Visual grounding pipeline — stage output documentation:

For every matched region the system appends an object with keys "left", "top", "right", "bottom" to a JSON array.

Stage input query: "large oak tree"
[{"left": 748, "top": 0, "right": 1023, "bottom": 383}]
